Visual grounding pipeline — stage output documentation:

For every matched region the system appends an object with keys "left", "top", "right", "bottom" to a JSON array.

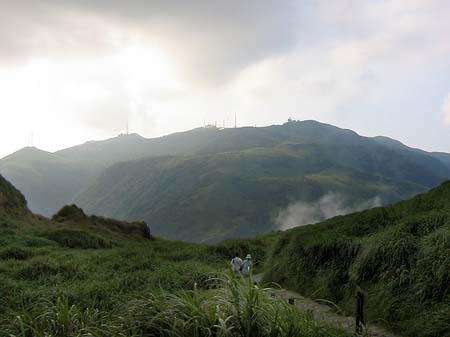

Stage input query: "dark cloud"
[{"left": 0, "top": 0, "right": 301, "bottom": 84}]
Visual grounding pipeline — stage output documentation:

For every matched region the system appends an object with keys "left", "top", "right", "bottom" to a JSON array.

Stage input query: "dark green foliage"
[
  {"left": 52, "top": 204, "right": 87, "bottom": 222},
  {"left": 15, "top": 259, "right": 85, "bottom": 281},
  {"left": 0, "top": 247, "right": 33, "bottom": 260},
  {"left": 413, "top": 228, "right": 450, "bottom": 301},
  {"left": 0, "top": 174, "right": 28, "bottom": 216},
  {"left": 207, "top": 234, "right": 278, "bottom": 269},
  {"left": 353, "top": 230, "right": 418, "bottom": 283},
  {"left": 264, "top": 181, "right": 450, "bottom": 337},
  {"left": 52, "top": 204, "right": 152, "bottom": 238},
  {"left": 43, "top": 228, "right": 112, "bottom": 249}
]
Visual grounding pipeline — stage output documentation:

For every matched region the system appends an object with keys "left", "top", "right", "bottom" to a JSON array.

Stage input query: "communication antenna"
[{"left": 29, "top": 132, "right": 34, "bottom": 147}]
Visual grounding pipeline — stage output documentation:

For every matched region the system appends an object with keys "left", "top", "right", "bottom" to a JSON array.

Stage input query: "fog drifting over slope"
[{"left": 276, "top": 192, "right": 382, "bottom": 230}]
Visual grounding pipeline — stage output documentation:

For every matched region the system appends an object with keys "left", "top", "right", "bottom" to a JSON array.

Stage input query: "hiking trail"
[{"left": 253, "top": 274, "right": 398, "bottom": 337}]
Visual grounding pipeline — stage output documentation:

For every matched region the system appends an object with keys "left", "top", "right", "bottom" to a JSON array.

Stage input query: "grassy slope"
[
  {"left": 263, "top": 180, "right": 450, "bottom": 337},
  {"left": 75, "top": 139, "right": 434, "bottom": 243},
  {"left": 0, "top": 174, "right": 272, "bottom": 321},
  {"left": 0, "top": 175, "right": 347, "bottom": 337}
]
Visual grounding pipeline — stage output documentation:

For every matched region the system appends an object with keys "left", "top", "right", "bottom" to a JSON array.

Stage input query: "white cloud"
[
  {"left": 1, "top": 1, "right": 450, "bottom": 158},
  {"left": 442, "top": 93, "right": 450, "bottom": 125}
]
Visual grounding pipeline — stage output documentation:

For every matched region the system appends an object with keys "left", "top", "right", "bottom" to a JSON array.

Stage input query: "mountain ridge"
[
  {"left": 72, "top": 121, "right": 450, "bottom": 242},
  {"left": 2, "top": 120, "right": 450, "bottom": 243}
]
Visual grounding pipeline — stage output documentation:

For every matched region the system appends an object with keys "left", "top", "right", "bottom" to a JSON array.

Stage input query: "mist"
[{"left": 275, "top": 192, "right": 382, "bottom": 231}]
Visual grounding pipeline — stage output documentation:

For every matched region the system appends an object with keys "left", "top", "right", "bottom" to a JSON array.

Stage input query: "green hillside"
[
  {"left": 0, "top": 147, "right": 90, "bottom": 216},
  {"left": 2, "top": 121, "right": 450, "bottom": 221},
  {"left": 0, "top": 174, "right": 346, "bottom": 337},
  {"left": 75, "top": 121, "right": 450, "bottom": 242},
  {"left": 0, "top": 174, "right": 28, "bottom": 216},
  {"left": 263, "top": 180, "right": 450, "bottom": 337}
]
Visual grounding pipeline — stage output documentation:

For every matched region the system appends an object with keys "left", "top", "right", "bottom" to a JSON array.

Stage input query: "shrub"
[
  {"left": 16, "top": 259, "right": 85, "bottom": 281},
  {"left": 51, "top": 204, "right": 87, "bottom": 222},
  {"left": 43, "top": 229, "right": 112, "bottom": 249},
  {"left": 0, "top": 247, "right": 33, "bottom": 260}
]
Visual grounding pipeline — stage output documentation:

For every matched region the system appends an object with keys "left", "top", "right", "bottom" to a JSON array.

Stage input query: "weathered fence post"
[{"left": 355, "top": 290, "right": 365, "bottom": 335}]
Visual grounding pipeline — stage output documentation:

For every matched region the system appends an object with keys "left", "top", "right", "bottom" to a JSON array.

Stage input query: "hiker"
[
  {"left": 241, "top": 254, "right": 252, "bottom": 277},
  {"left": 230, "top": 252, "right": 243, "bottom": 274}
]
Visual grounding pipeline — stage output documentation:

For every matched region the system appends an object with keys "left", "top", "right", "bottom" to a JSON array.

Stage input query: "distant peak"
[
  {"left": 117, "top": 132, "right": 143, "bottom": 138},
  {"left": 1, "top": 146, "right": 52, "bottom": 161}
]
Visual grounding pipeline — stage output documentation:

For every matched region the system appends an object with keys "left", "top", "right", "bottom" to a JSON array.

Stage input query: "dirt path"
[{"left": 253, "top": 274, "right": 398, "bottom": 337}]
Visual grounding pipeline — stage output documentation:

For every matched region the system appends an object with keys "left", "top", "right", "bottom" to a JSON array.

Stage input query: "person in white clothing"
[
  {"left": 230, "top": 252, "right": 243, "bottom": 273},
  {"left": 241, "top": 254, "right": 252, "bottom": 277}
]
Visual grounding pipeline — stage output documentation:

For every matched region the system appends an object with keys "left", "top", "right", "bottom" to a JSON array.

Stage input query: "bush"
[
  {"left": 0, "top": 247, "right": 33, "bottom": 260},
  {"left": 43, "top": 229, "right": 112, "bottom": 249},
  {"left": 51, "top": 204, "right": 86, "bottom": 222},
  {"left": 16, "top": 259, "right": 85, "bottom": 281}
]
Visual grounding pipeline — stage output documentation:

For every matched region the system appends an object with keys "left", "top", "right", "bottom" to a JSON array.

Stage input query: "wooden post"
[{"left": 355, "top": 290, "right": 365, "bottom": 335}]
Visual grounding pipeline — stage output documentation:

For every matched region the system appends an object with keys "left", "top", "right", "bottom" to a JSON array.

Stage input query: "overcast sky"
[{"left": 1, "top": 0, "right": 450, "bottom": 158}]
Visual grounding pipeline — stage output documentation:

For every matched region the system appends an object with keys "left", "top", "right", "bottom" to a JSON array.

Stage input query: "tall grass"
[
  {"left": 123, "top": 273, "right": 348, "bottom": 337},
  {"left": 3, "top": 297, "right": 114, "bottom": 337},
  {"left": 4, "top": 274, "right": 349, "bottom": 337}
]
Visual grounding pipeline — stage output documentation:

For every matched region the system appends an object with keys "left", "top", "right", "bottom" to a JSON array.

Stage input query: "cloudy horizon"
[{"left": 1, "top": 0, "right": 450, "bottom": 158}]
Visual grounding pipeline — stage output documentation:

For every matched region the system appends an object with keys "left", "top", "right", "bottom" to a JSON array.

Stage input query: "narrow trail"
[{"left": 253, "top": 274, "right": 398, "bottom": 337}]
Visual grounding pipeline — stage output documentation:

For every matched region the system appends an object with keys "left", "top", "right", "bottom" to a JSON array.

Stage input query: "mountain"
[
  {"left": 264, "top": 179, "right": 450, "bottom": 337},
  {"left": 74, "top": 121, "right": 450, "bottom": 242},
  {"left": 0, "top": 147, "right": 90, "bottom": 216},
  {"left": 2, "top": 120, "right": 450, "bottom": 241},
  {"left": 373, "top": 135, "right": 450, "bottom": 170}
]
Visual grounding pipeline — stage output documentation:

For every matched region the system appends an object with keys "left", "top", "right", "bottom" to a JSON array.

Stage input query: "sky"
[{"left": 1, "top": 0, "right": 450, "bottom": 159}]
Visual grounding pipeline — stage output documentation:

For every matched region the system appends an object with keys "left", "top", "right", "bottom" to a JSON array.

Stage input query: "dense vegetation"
[
  {"left": 0, "top": 174, "right": 28, "bottom": 216},
  {"left": 264, "top": 180, "right": 450, "bottom": 337},
  {"left": 2, "top": 121, "right": 450, "bottom": 242},
  {"left": 0, "top": 174, "right": 347, "bottom": 336},
  {"left": 75, "top": 121, "right": 450, "bottom": 242}
]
